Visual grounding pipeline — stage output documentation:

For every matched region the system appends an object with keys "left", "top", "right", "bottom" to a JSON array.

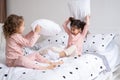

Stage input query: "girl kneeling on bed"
[
  {"left": 47, "top": 16, "right": 90, "bottom": 60},
  {"left": 2, "top": 14, "right": 63, "bottom": 70}
]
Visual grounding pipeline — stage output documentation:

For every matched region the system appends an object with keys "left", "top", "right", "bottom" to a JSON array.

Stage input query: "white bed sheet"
[
  {"left": 43, "top": 40, "right": 120, "bottom": 80},
  {"left": 97, "top": 41, "right": 120, "bottom": 71},
  {"left": 0, "top": 49, "right": 120, "bottom": 80},
  {"left": 95, "top": 37, "right": 120, "bottom": 80},
  {"left": 95, "top": 65, "right": 120, "bottom": 80},
  {"left": 0, "top": 40, "right": 120, "bottom": 80},
  {"left": 0, "top": 53, "right": 110, "bottom": 80},
  {"left": 0, "top": 22, "right": 120, "bottom": 80}
]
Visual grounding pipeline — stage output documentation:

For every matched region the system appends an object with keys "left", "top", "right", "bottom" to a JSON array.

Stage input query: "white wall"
[
  {"left": 7, "top": 0, "right": 120, "bottom": 34},
  {"left": 90, "top": 0, "right": 120, "bottom": 33},
  {"left": 7, "top": 0, "right": 69, "bottom": 35}
]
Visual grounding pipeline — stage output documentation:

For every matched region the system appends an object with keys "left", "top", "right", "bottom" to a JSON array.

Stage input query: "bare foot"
[
  {"left": 47, "top": 64, "right": 56, "bottom": 69},
  {"left": 52, "top": 60, "right": 64, "bottom": 66}
]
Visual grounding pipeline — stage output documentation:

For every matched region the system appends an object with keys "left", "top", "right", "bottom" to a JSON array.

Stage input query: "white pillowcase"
[
  {"left": 32, "top": 32, "right": 116, "bottom": 54},
  {"left": 31, "top": 19, "right": 62, "bottom": 36},
  {"left": 83, "top": 33, "right": 116, "bottom": 53},
  {"left": 33, "top": 32, "right": 68, "bottom": 51},
  {"left": 68, "top": 0, "right": 90, "bottom": 21}
]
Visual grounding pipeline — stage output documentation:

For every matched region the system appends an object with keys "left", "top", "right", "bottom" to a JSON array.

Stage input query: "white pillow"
[
  {"left": 68, "top": 0, "right": 90, "bottom": 21},
  {"left": 32, "top": 32, "right": 68, "bottom": 50},
  {"left": 83, "top": 33, "right": 116, "bottom": 53},
  {"left": 31, "top": 19, "right": 62, "bottom": 36},
  {"left": 33, "top": 32, "right": 116, "bottom": 54}
]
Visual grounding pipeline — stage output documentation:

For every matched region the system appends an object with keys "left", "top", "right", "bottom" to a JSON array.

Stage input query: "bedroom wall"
[{"left": 7, "top": 0, "right": 120, "bottom": 35}]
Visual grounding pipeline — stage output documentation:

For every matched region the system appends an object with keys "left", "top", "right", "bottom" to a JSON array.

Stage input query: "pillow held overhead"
[
  {"left": 31, "top": 19, "right": 62, "bottom": 36},
  {"left": 68, "top": 0, "right": 91, "bottom": 21}
]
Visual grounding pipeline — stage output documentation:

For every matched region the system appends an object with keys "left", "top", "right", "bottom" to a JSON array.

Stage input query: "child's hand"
[
  {"left": 65, "top": 18, "right": 70, "bottom": 24},
  {"left": 35, "top": 25, "right": 41, "bottom": 33},
  {"left": 62, "top": 18, "right": 70, "bottom": 27},
  {"left": 47, "top": 64, "right": 56, "bottom": 69},
  {"left": 85, "top": 16, "right": 90, "bottom": 26}
]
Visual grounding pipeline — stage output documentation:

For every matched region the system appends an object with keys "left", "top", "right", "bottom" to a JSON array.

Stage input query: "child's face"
[
  {"left": 17, "top": 21, "right": 25, "bottom": 34},
  {"left": 71, "top": 26, "right": 81, "bottom": 35}
]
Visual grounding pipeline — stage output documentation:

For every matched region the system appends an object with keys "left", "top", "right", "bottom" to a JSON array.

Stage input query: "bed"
[{"left": 0, "top": 23, "right": 120, "bottom": 80}]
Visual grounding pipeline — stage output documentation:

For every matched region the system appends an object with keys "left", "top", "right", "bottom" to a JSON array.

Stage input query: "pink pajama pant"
[{"left": 11, "top": 53, "right": 48, "bottom": 69}]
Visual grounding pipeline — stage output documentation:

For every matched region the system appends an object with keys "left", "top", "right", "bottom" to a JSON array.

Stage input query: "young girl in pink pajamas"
[
  {"left": 2, "top": 14, "right": 63, "bottom": 70},
  {"left": 47, "top": 16, "right": 89, "bottom": 60},
  {"left": 61, "top": 16, "right": 89, "bottom": 56}
]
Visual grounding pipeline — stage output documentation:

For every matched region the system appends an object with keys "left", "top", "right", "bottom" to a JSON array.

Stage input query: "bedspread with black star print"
[{"left": 0, "top": 53, "right": 110, "bottom": 80}]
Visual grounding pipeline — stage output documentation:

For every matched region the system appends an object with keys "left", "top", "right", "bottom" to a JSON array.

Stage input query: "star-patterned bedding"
[
  {"left": 0, "top": 24, "right": 120, "bottom": 80},
  {"left": 0, "top": 53, "right": 110, "bottom": 80}
]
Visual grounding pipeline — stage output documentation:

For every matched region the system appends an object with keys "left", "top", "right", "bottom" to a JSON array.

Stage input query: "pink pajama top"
[
  {"left": 5, "top": 31, "right": 48, "bottom": 68},
  {"left": 63, "top": 24, "right": 88, "bottom": 55}
]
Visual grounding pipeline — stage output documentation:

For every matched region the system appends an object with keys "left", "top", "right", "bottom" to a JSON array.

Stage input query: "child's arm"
[
  {"left": 62, "top": 18, "right": 71, "bottom": 35},
  {"left": 15, "top": 25, "right": 41, "bottom": 47},
  {"left": 85, "top": 15, "right": 90, "bottom": 26},
  {"left": 17, "top": 32, "right": 40, "bottom": 47},
  {"left": 25, "top": 25, "right": 41, "bottom": 39},
  {"left": 81, "top": 16, "right": 90, "bottom": 38}
]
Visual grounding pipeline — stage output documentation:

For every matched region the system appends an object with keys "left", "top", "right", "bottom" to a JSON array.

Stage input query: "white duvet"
[
  {"left": 0, "top": 32, "right": 119, "bottom": 80},
  {"left": 0, "top": 53, "right": 109, "bottom": 80}
]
